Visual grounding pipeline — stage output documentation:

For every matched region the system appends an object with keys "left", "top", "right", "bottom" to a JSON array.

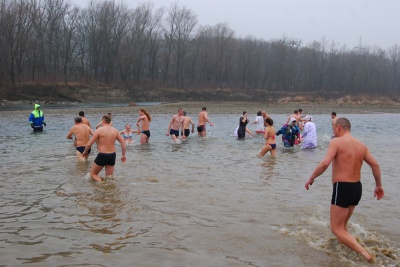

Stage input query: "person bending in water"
[
  {"left": 83, "top": 114, "right": 126, "bottom": 182},
  {"left": 305, "top": 118, "right": 384, "bottom": 262},
  {"left": 67, "top": 117, "right": 94, "bottom": 162},
  {"left": 258, "top": 118, "right": 276, "bottom": 157},
  {"left": 276, "top": 118, "right": 301, "bottom": 148}
]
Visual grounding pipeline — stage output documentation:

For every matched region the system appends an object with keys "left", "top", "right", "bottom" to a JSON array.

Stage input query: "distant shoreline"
[{"left": 2, "top": 101, "right": 399, "bottom": 115}]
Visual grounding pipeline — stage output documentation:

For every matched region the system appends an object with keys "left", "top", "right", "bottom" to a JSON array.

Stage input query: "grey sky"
[{"left": 77, "top": 0, "right": 399, "bottom": 49}]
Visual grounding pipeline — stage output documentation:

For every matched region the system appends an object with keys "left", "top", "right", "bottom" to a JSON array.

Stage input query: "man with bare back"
[
  {"left": 67, "top": 117, "right": 94, "bottom": 162},
  {"left": 305, "top": 118, "right": 384, "bottom": 262},
  {"left": 197, "top": 107, "right": 214, "bottom": 137},
  {"left": 83, "top": 114, "right": 126, "bottom": 182}
]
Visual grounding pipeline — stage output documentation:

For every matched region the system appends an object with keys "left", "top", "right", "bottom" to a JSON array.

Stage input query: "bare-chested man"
[
  {"left": 83, "top": 115, "right": 126, "bottom": 183},
  {"left": 286, "top": 110, "right": 301, "bottom": 127},
  {"left": 167, "top": 108, "right": 185, "bottom": 143},
  {"left": 67, "top": 117, "right": 94, "bottom": 162},
  {"left": 182, "top": 111, "right": 195, "bottom": 140},
  {"left": 197, "top": 107, "right": 214, "bottom": 137},
  {"left": 79, "top": 111, "right": 92, "bottom": 128},
  {"left": 305, "top": 118, "right": 384, "bottom": 262}
]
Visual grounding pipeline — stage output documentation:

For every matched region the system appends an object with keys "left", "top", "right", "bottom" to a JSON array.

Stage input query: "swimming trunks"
[
  {"left": 141, "top": 130, "right": 150, "bottom": 137},
  {"left": 181, "top": 129, "right": 190, "bottom": 137},
  {"left": 331, "top": 181, "right": 362, "bottom": 208},
  {"left": 94, "top": 152, "right": 116, "bottom": 166},
  {"left": 122, "top": 133, "right": 133, "bottom": 139},
  {"left": 76, "top": 146, "right": 91, "bottom": 154},
  {"left": 170, "top": 129, "right": 180, "bottom": 136},
  {"left": 197, "top": 125, "right": 205, "bottom": 133}
]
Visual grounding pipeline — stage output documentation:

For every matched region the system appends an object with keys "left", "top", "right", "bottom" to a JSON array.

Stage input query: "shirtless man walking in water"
[
  {"left": 197, "top": 107, "right": 214, "bottom": 137},
  {"left": 182, "top": 111, "right": 195, "bottom": 140},
  {"left": 67, "top": 117, "right": 94, "bottom": 162},
  {"left": 305, "top": 118, "right": 384, "bottom": 262},
  {"left": 167, "top": 108, "right": 185, "bottom": 143},
  {"left": 83, "top": 115, "right": 126, "bottom": 182}
]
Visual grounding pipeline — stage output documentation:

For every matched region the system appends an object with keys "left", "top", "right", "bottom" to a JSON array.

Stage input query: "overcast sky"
[{"left": 76, "top": 0, "right": 398, "bottom": 49}]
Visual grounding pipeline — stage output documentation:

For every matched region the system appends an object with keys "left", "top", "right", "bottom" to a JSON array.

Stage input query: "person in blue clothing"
[
  {"left": 276, "top": 117, "right": 301, "bottom": 148},
  {"left": 28, "top": 104, "right": 46, "bottom": 131}
]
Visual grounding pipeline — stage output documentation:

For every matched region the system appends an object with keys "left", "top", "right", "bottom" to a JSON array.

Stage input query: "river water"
[{"left": 0, "top": 110, "right": 399, "bottom": 267}]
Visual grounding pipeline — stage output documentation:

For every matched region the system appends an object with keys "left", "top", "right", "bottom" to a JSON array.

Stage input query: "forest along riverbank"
[{"left": 1, "top": 101, "right": 400, "bottom": 115}]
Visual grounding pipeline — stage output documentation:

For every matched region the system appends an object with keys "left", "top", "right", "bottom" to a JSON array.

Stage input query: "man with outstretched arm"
[
  {"left": 305, "top": 117, "right": 384, "bottom": 262},
  {"left": 83, "top": 114, "right": 126, "bottom": 182}
]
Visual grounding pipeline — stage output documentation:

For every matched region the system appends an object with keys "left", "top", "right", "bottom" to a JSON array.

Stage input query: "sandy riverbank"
[{"left": 2, "top": 101, "right": 400, "bottom": 116}]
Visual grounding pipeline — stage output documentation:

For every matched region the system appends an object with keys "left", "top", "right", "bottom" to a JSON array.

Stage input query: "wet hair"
[
  {"left": 299, "top": 109, "right": 303, "bottom": 112},
  {"left": 265, "top": 118, "right": 273, "bottom": 126},
  {"left": 257, "top": 111, "right": 262, "bottom": 116},
  {"left": 102, "top": 114, "right": 111, "bottom": 124},
  {"left": 202, "top": 107, "right": 207, "bottom": 111},
  {"left": 243, "top": 111, "right": 247, "bottom": 115},
  {"left": 139, "top": 108, "right": 152, "bottom": 122},
  {"left": 183, "top": 111, "right": 187, "bottom": 116},
  {"left": 294, "top": 110, "right": 298, "bottom": 114},
  {"left": 335, "top": 118, "right": 351, "bottom": 131},
  {"left": 331, "top": 111, "right": 337, "bottom": 116},
  {"left": 79, "top": 111, "right": 84, "bottom": 116},
  {"left": 75, "top": 117, "right": 82, "bottom": 123}
]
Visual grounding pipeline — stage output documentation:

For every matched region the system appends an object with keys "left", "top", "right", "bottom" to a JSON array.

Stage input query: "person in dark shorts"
[
  {"left": 305, "top": 118, "right": 384, "bottom": 262},
  {"left": 83, "top": 115, "right": 126, "bottom": 182},
  {"left": 181, "top": 111, "right": 195, "bottom": 140},
  {"left": 67, "top": 117, "right": 93, "bottom": 162},
  {"left": 197, "top": 107, "right": 214, "bottom": 137}
]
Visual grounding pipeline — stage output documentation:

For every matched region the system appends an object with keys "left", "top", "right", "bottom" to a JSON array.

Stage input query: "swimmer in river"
[{"left": 67, "top": 117, "right": 94, "bottom": 162}]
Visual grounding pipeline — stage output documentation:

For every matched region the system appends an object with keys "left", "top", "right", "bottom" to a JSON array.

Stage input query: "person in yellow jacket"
[{"left": 28, "top": 104, "right": 46, "bottom": 131}]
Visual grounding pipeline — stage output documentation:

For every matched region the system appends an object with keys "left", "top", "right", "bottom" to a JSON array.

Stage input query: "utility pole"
[{"left": 354, "top": 37, "right": 366, "bottom": 54}]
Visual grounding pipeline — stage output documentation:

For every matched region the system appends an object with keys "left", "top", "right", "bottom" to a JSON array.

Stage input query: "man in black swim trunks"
[
  {"left": 181, "top": 111, "right": 195, "bottom": 140},
  {"left": 83, "top": 114, "right": 126, "bottom": 182},
  {"left": 67, "top": 117, "right": 94, "bottom": 162},
  {"left": 305, "top": 118, "right": 384, "bottom": 262}
]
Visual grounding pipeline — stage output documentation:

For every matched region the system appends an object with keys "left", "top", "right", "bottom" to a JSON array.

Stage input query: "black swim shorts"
[
  {"left": 94, "top": 152, "right": 116, "bottom": 166},
  {"left": 331, "top": 181, "right": 362, "bottom": 208}
]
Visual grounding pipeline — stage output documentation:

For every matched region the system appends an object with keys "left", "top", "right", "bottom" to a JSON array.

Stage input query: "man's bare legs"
[
  {"left": 140, "top": 133, "right": 149, "bottom": 144},
  {"left": 90, "top": 163, "right": 104, "bottom": 182},
  {"left": 330, "top": 205, "right": 372, "bottom": 261}
]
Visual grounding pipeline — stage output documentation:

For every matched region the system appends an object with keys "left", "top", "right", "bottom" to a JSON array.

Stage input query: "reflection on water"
[{"left": 0, "top": 112, "right": 399, "bottom": 266}]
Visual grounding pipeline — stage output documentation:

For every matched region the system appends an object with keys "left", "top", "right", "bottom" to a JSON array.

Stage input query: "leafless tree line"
[{"left": 1, "top": 0, "right": 399, "bottom": 97}]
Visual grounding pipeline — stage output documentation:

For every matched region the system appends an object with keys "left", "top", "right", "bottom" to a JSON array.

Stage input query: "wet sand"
[{"left": 3, "top": 101, "right": 399, "bottom": 115}]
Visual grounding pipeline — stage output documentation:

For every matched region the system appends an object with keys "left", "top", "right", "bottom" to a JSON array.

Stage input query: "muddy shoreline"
[{"left": 3, "top": 101, "right": 399, "bottom": 115}]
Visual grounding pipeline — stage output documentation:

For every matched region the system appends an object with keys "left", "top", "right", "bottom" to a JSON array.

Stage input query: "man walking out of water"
[
  {"left": 28, "top": 104, "right": 46, "bottom": 131},
  {"left": 182, "top": 111, "right": 195, "bottom": 140},
  {"left": 197, "top": 107, "right": 214, "bottom": 137},
  {"left": 67, "top": 117, "right": 94, "bottom": 162},
  {"left": 167, "top": 108, "right": 185, "bottom": 143},
  {"left": 83, "top": 115, "right": 126, "bottom": 182},
  {"left": 305, "top": 118, "right": 384, "bottom": 262}
]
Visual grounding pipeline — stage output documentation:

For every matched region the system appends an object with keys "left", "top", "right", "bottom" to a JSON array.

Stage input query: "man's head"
[
  {"left": 298, "top": 109, "right": 303, "bottom": 114},
  {"left": 202, "top": 107, "right": 207, "bottom": 111},
  {"left": 294, "top": 110, "right": 298, "bottom": 114},
  {"left": 35, "top": 104, "right": 41, "bottom": 110},
  {"left": 178, "top": 108, "right": 183, "bottom": 115},
  {"left": 183, "top": 111, "right": 187, "bottom": 116},
  {"left": 334, "top": 118, "right": 351, "bottom": 136},
  {"left": 79, "top": 111, "right": 84, "bottom": 116},
  {"left": 102, "top": 114, "right": 112, "bottom": 124},
  {"left": 75, "top": 117, "right": 83, "bottom": 124},
  {"left": 331, "top": 111, "right": 337, "bottom": 119}
]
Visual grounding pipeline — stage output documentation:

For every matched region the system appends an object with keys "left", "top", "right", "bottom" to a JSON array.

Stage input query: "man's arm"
[
  {"left": 116, "top": 133, "right": 127, "bottom": 162},
  {"left": 166, "top": 116, "right": 175, "bottom": 135},
  {"left": 205, "top": 114, "right": 214, "bottom": 126},
  {"left": 364, "top": 148, "right": 384, "bottom": 200},
  {"left": 305, "top": 141, "right": 338, "bottom": 190},
  {"left": 83, "top": 132, "right": 99, "bottom": 155},
  {"left": 190, "top": 119, "right": 195, "bottom": 132},
  {"left": 66, "top": 128, "right": 74, "bottom": 139}
]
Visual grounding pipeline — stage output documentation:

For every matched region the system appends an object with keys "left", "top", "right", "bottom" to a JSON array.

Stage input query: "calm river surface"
[{"left": 0, "top": 109, "right": 399, "bottom": 267}]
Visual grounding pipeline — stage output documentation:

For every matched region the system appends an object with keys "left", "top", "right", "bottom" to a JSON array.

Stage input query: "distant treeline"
[{"left": 1, "top": 0, "right": 400, "bottom": 98}]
